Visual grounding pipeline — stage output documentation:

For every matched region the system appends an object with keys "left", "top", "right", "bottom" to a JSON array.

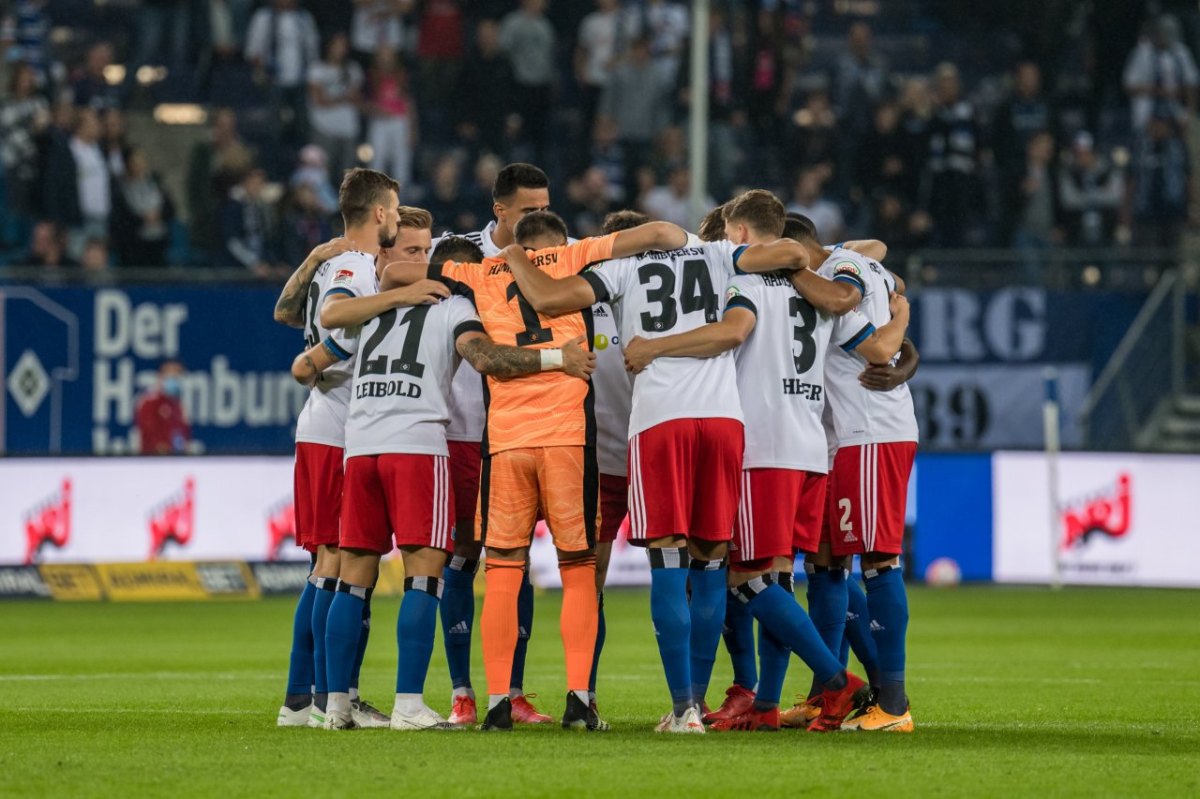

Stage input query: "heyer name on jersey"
[
  {"left": 92, "top": 290, "right": 307, "bottom": 453},
  {"left": 780, "top": 379, "right": 823, "bottom": 400}
]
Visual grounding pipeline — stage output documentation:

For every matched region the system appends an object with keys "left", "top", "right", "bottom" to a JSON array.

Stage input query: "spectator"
[
  {"left": 1058, "top": 132, "right": 1125, "bottom": 247},
  {"left": 640, "top": 164, "right": 710, "bottom": 228},
  {"left": 500, "top": 0, "right": 557, "bottom": 162},
  {"left": 307, "top": 32, "right": 364, "bottom": 181},
  {"left": 747, "top": 8, "right": 789, "bottom": 148},
  {"left": 786, "top": 89, "right": 839, "bottom": 173},
  {"left": 70, "top": 42, "right": 120, "bottom": 111},
  {"left": 589, "top": 115, "right": 626, "bottom": 203},
  {"left": 897, "top": 77, "right": 935, "bottom": 204},
  {"left": 575, "top": 0, "right": 622, "bottom": 142},
  {"left": 786, "top": 166, "right": 845, "bottom": 242},
  {"left": 627, "top": 0, "right": 689, "bottom": 89},
  {"left": 600, "top": 36, "right": 672, "bottom": 200},
  {"left": 44, "top": 107, "right": 110, "bottom": 261},
  {"left": 127, "top": 0, "right": 190, "bottom": 88},
  {"left": 991, "top": 61, "right": 1054, "bottom": 184},
  {"left": 414, "top": 0, "right": 464, "bottom": 138},
  {"left": 854, "top": 100, "right": 910, "bottom": 204},
  {"left": 101, "top": 108, "right": 128, "bottom": 177},
  {"left": 422, "top": 155, "right": 478, "bottom": 235},
  {"left": 350, "top": 0, "right": 412, "bottom": 67},
  {"left": 220, "top": 168, "right": 276, "bottom": 274},
  {"left": 0, "top": 62, "right": 50, "bottom": 231},
  {"left": 1124, "top": 15, "right": 1198, "bottom": 133},
  {"left": 366, "top": 48, "right": 416, "bottom": 191},
  {"left": 1, "top": 1, "right": 53, "bottom": 87},
  {"left": 290, "top": 144, "right": 338, "bottom": 216},
  {"left": 1130, "top": 112, "right": 1190, "bottom": 248},
  {"left": 112, "top": 147, "right": 175, "bottom": 267},
  {"left": 136, "top": 360, "right": 191, "bottom": 455},
  {"left": 1008, "top": 131, "right": 1059, "bottom": 251},
  {"left": 457, "top": 19, "right": 514, "bottom": 157},
  {"left": 280, "top": 183, "right": 333, "bottom": 267},
  {"left": 15, "top": 221, "right": 74, "bottom": 268},
  {"left": 563, "top": 166, "right": 615, "bottom": 238},
  {"left": 186, "top": 108, "right": 254, "bottom": 259},
  {"left": 80, "top": 236, "right": 110, "bottom": 271},
  {"left": 923, "top": 63, "right": 981, "bottom": 246},
  {"left": 245, "top": 0, "right": 320, "bottom": 146},
  {"left": 834, "top": 21, "right": 889, "bottom": 137}
]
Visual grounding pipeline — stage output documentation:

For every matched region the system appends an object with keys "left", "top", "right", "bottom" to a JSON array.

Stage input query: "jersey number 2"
[{"left": 358, "top": 306, "right": 430, "bottom": 378}]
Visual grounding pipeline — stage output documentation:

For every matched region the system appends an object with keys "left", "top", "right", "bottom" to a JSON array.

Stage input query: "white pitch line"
[
  {"left": 7, "top": 708, "right": 262, "bottom": 715},
  {"left": 0, "top": 671, "right": 278, "bottom": 682}
]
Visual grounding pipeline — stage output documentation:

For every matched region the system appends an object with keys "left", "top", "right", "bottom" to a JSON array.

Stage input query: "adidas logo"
[
  {"left": 869, "top": 620, "right": 884, "bottom": 632},
  {"left": 449, "top": 622, "right": 470, "bottom": 635},
  {"left": 518, "top": 626, "right": 529, "bottom": 637},
  {"left": 843, "top": 531, "right": 857, "bottom": 543},
  {"left": 845, "top": 611, "right": 859, "bottom": 621}
]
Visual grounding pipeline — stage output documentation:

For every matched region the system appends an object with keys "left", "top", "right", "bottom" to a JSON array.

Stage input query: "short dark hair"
[
  {"left": 339, "top": 168, "right": 400, "bottom": 227},
  {"left": 493, "top": 162, "right": 550, "bottom": 202},
  {"left": 430, "top": 236, "right": 484, "bottom": 266},
  {"left": 724, "top": 189, "right": 785, "bottom": 238},
  {"left": 698, "top": 204, "right": 728, "bottom": 242},
  {"left": 514, "top": 210, "right": 568, "bottom": 246},
  {"left": 601, "top": 209, "right": 650, "bottom": 234},
  {"left": 784, "top": 211, "right": 820, "bottom": 244}
]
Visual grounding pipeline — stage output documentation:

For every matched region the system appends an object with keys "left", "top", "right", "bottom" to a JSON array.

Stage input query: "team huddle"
[{"left": 271, "top": 162, "right": 919, "bottom": 735}]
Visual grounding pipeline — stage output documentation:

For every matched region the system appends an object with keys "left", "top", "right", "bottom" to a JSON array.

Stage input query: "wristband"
[{"left": 540, "top": 349, "right": 563, "bottom": 371}]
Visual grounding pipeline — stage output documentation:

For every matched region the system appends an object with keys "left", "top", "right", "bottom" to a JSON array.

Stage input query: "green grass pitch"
[{"left": 1, "top": 586, "right": 1198, "bottom": 798}]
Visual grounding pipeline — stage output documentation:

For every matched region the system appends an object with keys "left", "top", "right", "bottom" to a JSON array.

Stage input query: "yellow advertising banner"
[
  {"left": 95, "top": 562, "right": 208, "bottom": 601},
  {"left": 375, "top": 557, "right": 407, "bottom": 597},
  {"left": 39, "top": 564, "right": 104, "bottom": 601}
]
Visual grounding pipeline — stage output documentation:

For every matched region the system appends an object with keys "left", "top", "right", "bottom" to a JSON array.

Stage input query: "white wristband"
[{"left": 540, "top": 349, "right": 563, "bottom": 371}]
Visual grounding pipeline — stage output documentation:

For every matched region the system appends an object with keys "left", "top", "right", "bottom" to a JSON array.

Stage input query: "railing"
[{"left": 1080, "top": 270, "right": 1188, "bottom": 450}]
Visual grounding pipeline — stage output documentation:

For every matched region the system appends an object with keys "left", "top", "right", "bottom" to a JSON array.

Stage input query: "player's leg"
[
  {"left": 686, "top": 419, "right": 743, "bottom": 717},
  {"left": 476, "top": 449, "right": 539, "bottom": 731},
  {"left": 845, "top": 566, "right": 882, "bottom": 690},
  {"left": 850, "top": 442, "right": 916, "bottom": 732},
  {"left": 508, "top": 562, "right": 539, "bottom": 712},
  {"left": 805, "top": 470, "right": 850, "bottom": 689},
  {"left": 278, "top": 550, "right": 317, "bottom": 726},
  {"left": 441, "top": 440, "right": 483, "bottom": 724},
  {"left": 589, "top": 472, "right": 626, "bottom": 721},
  {"left": 630, "top": 421, "right": 701, "bottom": 733},
  {"left": 540, "top": 446, "right": 603, "bottom": 731}
]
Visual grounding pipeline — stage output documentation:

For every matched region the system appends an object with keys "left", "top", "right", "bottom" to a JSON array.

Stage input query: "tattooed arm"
[
  {"left": 456, "top": 332, "right": 596, "bottom": 380},
  {"left": 273, "top": 237, "right": 349, "bottom": 327}
]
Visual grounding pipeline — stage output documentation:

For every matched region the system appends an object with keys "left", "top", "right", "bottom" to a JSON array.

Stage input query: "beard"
[{"left": 379, "top": 226, "right": 398, "bottom": 249}]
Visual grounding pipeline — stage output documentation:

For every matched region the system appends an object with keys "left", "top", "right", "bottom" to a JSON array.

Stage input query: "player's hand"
[
  {"left": 562, "top": 335, "right": 596, "bottom": 380},
  {"left": 623, "top": 335, "right": 657, "bottom": 374},
  {"left": 858, "top": 363, "right": 905, "bottom": 392},
  {"left": 888, "top": 291, "right": 909, "bottom": 318},
  {"left": 310, "top": 237, "right": 350, "bottom": 264},
  {"left": 389, "top": 279, "right": 450, "bottom": 306}
]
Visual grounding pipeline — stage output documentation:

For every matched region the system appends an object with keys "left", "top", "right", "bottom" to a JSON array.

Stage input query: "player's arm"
[
  {"left": 273, "top": 237, "right": 349, "bottom": 327},
  {"left": 290, "top": 337, "right": 348, "bottom": 386},
  {"left": 610, "top": 221, "right": 690, "bottom": 257},
  {"left": 499, "top": 243, "right": 598, "bottom": 316},
  {"left": 456, "top": 331, "right": 595, "bottom": 380},
  {"left": 859, "top": 338, "right": 919, "bottom": 391},
  {"left": 848, "top": 293, "right": 910, "bottom": 366},
  {"left": 790, "top": 268, "right": 862, "bottom": 316},
  {"left": 840, "top": 239, "right": 888, "bottom": 261},
  {"left": 319, "top": 281, "right": 451, "bottom": 329},
  {"left": 622, "top": 308, "right": 757, "bottom": 374}
]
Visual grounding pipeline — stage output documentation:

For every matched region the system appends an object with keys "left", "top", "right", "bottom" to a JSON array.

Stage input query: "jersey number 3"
[
  {"left": 359, "top": 306, "right": 429, "bottom": 378},
  {"left": 638, "top": 259, "right": 718, "bottom": 332},
  {"left": 788, "top": 296, "right": 818, "bottom": 375}
]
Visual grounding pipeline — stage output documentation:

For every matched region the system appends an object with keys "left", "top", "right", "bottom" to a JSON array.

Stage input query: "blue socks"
[
  {"left": 754, "top": 621, "right": 790, "bottom": 709},
  {"left": 805, "top": 565, "right": 849, "bottom": 662},
  {"left": 396, "top": 577, "right": 442, "bottom": 695},
  {"left": 285, "top": 577, "right": 316, "bottom": 701},
  {"left": 349, "top": 596, "right": 370, "bottom": 692},
  {"left": 846, "top": 575, "right": 882, "bottom": 688},
  {"left": 688, "top": 559, "right": 727, "bottom": 706},
  {"left": 310, "top": 577, "right": 337, "bottom": 708},
  {"left": 865, "top": 565, "right": 908, "bottom": 715},
  {"left": 440, "top": 557, "right": 478, "bottom": 690},
  {"left": 648, "top": 548, "right": 692, "bottom": 715},
  {"left": 325, "top": 583, "right": 367, "bottom": 694},
  {"left": 589, "top": 591, "right": 606, "bottom": 695},
  {"left": 722, "top": 593, "right": 758, "bottom": 690},
  {"left": 510, "top": 571, "right": 534, "bottom": 694},
  {"left": 742, "top": 577, "right": 843, "bottom": 687}
]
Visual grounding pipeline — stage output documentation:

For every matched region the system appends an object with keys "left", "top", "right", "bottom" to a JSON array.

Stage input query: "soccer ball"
[{"left": 924, "top": 557, "right": 962, "bottom": 588}]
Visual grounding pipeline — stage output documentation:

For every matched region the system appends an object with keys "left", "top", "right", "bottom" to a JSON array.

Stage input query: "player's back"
[
  {"left": 819, "top": 248, "right": 917, "bottom": 447},
  {"left": 587, "top": 241, "right": 743, "bottom": 438},
  {"left": 727, "top": 271, "right": 835, "bottom": 473},
  {"left": 343, "top": 295, "right": 480, "bottom": 458},
  {"left": 295, "top": 250, "right": 377, "bottom": 447}
]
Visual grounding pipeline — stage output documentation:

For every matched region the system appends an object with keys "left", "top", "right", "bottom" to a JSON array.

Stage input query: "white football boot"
[
  {"left": 654, "top": 706, "right": 706, "bottom": 734},
  {"left": 350, "top": 697, "right": 391, "bottom": 728},
  {"left": 323, "top": 693, "right": 358, "bottom": 730},
  {"left": 276, "top": 701, "right": 313, "bottom": 727},
  {"left": 390, "top": 703, "right": 461, "bottom": 731}
]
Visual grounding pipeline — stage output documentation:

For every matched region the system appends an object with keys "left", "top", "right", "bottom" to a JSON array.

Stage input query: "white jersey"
[
  {"left": 583, "top": 240, "right": 745, "bottom": 438},
  {"left": 592, "top": 302, "right": 632, "bottom": 476},
  {"left": 340, "top": 296, "right": 483, "bottom": 458},
  {"left": 726, "top": 272, "right": 873, "bottom": 473},
  {"left": 295, "top": 251, "right": 377, "bottom": 448},
  {"left": 819, "top": 248, "right": 919, "bottom": 448}
]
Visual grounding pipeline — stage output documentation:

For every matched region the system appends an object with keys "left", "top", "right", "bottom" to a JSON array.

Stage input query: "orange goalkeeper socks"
[
  {"left": 559, "top": 555, "right": 599, "bottom": 693},
  {"left": 481, "top": 558, "right": 524, "bottom": 697}
]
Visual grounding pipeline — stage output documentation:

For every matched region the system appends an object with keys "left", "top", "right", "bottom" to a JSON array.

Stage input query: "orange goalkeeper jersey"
[{"left": 433, "top": 234, "right": 616, "bottom": 454}]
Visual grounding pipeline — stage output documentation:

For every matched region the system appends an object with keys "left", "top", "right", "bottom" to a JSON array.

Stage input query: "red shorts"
[
  {"left": 598, "top": 473, "right": 628, "bottom": 544},
  {"left": 627, "top": 418, "right": 744, "bottom": 543},
  {"left": 294, "top": 442, "right": 344, "bottom": 551},
  {"left": 825, "top": 442, "right": 916, "bottom": 556},
  {"left": 448, "top": 440, "right": 482, "bottom": 522},
  {"left": 340, "top": 454, "right": 454, "bottom": 555},
  {"left": 732, "top": 469, "right": 827, "bottom": 570}
]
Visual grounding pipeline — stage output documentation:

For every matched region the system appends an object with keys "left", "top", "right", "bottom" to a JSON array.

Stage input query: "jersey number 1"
[
  {"left": 358, "top": 306, "right": 430, "bottom": 378},
  {"left": 505, "top": 283, "right": 553, "bottom": 346}
]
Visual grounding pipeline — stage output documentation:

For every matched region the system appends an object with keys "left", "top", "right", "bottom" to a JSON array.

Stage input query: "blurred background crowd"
[{"left": 0, "top": 0, "right": 1193, "bottom": 276}]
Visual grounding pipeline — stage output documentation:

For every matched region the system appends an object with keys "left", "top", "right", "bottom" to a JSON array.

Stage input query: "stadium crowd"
[{"left": 0, "top": 0, "right": 1193, "bottom": 271}]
